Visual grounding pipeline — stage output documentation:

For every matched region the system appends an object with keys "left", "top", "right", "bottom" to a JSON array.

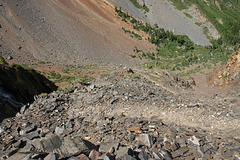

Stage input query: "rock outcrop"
[
  {"left": 0, "top": 64, "right": 57, "bottom": 121},
  {"left": 209, "top": 48, "right": 240, "bottom": 86}
]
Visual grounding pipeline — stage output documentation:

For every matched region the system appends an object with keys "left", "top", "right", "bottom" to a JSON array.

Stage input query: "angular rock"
[
  {"left": 0, "top": 127, "right": 4, "bottom": 133},
  {"left": 55, "top": 127, "right": 64, "bottom": 135},
  {"left": 38, "top": 135, "right": 62, "bottom": 152},
  {"left": 76, "top": 154, "right": 90, "bottom": 160},
  {"left": 5, "top": 152, "right": 32, "bottom": 160},
  {"left": 67, "top": 157, "right": 81, "bottom": 160},
  {"left": 127, "top": 126, "right": 142, "bottom": 133},
  {"left": 171, "top": 147, "right": 190, "bottom": 158},
  {"left": 117, "top": 155, "right": 137, "bottom": 160},
  {"left": 26, "top": 130, "right": 40, "bottom": 140},
  {"left": 138, "top": 150, "right": 149, "bottom": 160},
  {"left": 89, "top": 149, "right": 101, "bottom": 159},
  {"left": 56, "top": 137, "right": 90, "bottom": 158},
  {"left": 188, "top": 136, "right": 200, "bottom": 147},
  {"left": 136, "top": 134, "right": 153, "bottom": 147},
  {"left": 115, "top": 147, "right": 134, "bottom": 159},
  {"left": 44, "top": 152, "right": 58, "bottom": 160},
  {"left": 152, "top": 148, "right": 173, "bottom": 160},
  {"left": 99, "top": 142, "right": 119, "bottom": 153}
]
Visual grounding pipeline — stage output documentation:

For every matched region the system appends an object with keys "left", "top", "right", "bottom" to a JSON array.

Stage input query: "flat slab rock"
[{"left": 1, "top": 72, "right": 240, "bottom": 159}]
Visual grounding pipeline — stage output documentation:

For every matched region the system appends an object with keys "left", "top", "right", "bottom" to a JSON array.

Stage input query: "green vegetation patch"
[
  {"left": 129, "top": 0, "right": 149, "bottom": 12},
  {"left": 11, "top": 64, "right": 35, "bottom": 71},
  {"left": 115, "top": 6, "right": 234, "bottom": 73},
  {"left": 122, "top": 27, "right": 142, "bottom": 40},
  {"left": 183, "top": 12, "right": 193, "bottom": 19},
  {"left": 170, "top": 0, "right": 240, "bottom": 46},
  {"left": 0, "top": 55, "right": 8, "bottom": 65}
]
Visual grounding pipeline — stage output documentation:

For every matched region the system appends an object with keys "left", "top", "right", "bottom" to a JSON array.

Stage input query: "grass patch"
[
  {"left": 130, "top": 73, "right": 140, "bottom": 79},
  {"left": 0, "top": 55, "right": 8, "bottom": 65},
  {"left": 11, "top": 64, "right": 35, "bottom": 71},
  {"left": 183, "top": 12, "right": 193, "bottom": 19},
  {"left": 57, "top": 84, "right": 74, "bottom": 92},
  {"left": 48, "top": 71, "right": 61, "bottom": 79},
  {"left": 38, "top": 93, "right": 48, "bottom": 98},
  {"left": 100, "top": 71, "right": 110, "bottom": 78},
  {"left": 53, "top": 75, "right": 94, "bottom": 85},
  {"left": 195, "top": 22, "right": 202, "bottom": 26}
]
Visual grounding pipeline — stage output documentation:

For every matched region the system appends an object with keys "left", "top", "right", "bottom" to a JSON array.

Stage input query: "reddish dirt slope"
[
  {"left": 209, "top": 48, "right": 240, "bottom": 86},
  {"left": 0, "top": 0, "right": 154, "bottom": 67}
]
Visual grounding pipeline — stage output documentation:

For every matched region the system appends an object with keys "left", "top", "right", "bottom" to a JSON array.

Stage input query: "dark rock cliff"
[{"left": 0, "top": 64, "right": 57, "bottom": 121}]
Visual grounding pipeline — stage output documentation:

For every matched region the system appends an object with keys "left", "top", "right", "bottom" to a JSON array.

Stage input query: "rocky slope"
[
  {"left": 0, "top": 0, "right": 153, "bottom": 67},
  {"left": 0, "top": 69, "right": 240, "bottom": 159},
  {"left": 108, "top": 0, "right": 211, "bottom": 46},
  {"left": 0, "top": 64, "right": 57, "bottom": 121},
  {"left": 209, "top": 48, "right": 240, "bottom": 86}
]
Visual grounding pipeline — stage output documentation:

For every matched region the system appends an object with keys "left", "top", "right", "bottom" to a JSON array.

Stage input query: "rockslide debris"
[{"left": 0, "top": 70, "right": 240, "bottom": 159}]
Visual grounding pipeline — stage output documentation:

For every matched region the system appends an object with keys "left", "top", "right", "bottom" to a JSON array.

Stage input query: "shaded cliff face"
[
  {"left": 0, "top": 64, "right": 57, "bottom": 104},
  {"left": 208, "top": 48, "right": 240, "bottom": 86}
]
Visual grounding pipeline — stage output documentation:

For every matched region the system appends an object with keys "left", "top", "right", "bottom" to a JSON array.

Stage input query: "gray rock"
[
  {"left": 26, "top": 130, "right": 40, "bottom": 140},
  {"left": 5, "top": 152, "right": 32, "bottom": 160},
  {"left": 38, "top": 135, "right": 62, "bottom": 152},
  {"left": 171, "top": 147, "right": 189, "bottom": 158},
  {"left": 56, "top": 137, "right": 90, "bottom": 157},
  {"left": 99, "top": 142, "right": 119, "bottom": 153},
  {"left": 115, "top": 147, "right": 133, "bottom": 159},
  {"left": 136, "top": 134, "right": 152, "bottom": 147},
  {"left": 188, "top": 136, "right": 200, "bottom": 147},
  {"left": 20, "top": 143, "right": 34, "bottom": 152},
  {"left": 0, "top": 127, "right": 4, "bottom": 133},
  {"left": 138, "top": 150, "right": 149, "bottom": 160},
  {"left": 67, "top": 157, "right": 82, "bottom": 160},
  {"left": 13, "top": 140, "right": 22, "bottom": 149},
  {"left": 55, "top": 127, "right": 65, "bottom": 135},
  {"left": 176, "top": 135, "right": 186, "bottom": 147},
  {"left": 89, "top": 85, "right": 95, "bottom": 90},
  {"left": 7, "top": 56, "right": 13, "bottom": 60},
  {"left": 24, "top": 125, "right": 37, "bottom": 134},
  {"left": 117, "top": 155, "right": 137, "bottom": 160},
  {"left": 152, "top": 148, "right": 173, "bottom": 160},
  {"left": 44, "top": 152, "right": 58, "bottom": 160},
  {"left": 20, "top": 105, "right": 28, "bottom": 114}
]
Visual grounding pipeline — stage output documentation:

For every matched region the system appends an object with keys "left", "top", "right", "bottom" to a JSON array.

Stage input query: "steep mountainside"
[
  {"left": 0, "top": 0, "right": 154, "bottom": 66},
  {"left": 108, "top": 0, "right": 211, "bottom": 45},
  {"left": 1, "top": 0, "right": 240, "bottom": 159}
]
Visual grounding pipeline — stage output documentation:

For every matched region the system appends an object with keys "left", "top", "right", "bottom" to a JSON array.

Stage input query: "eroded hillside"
[{"left": 0, "top": 0, "right": 154, "bottom": 66}]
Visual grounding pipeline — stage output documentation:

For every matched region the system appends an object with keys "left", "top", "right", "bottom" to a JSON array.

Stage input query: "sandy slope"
[{"left": 0, "top": 0, "right": 154, "bottom": 67}]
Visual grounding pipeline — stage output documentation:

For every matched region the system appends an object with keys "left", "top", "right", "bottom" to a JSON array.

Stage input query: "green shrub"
[
  {"left": 0, "top": 55, "right": 8, "bottom": 65},
  {"left": 130, "top": 0, "right": 149, "bottom": 12}
]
